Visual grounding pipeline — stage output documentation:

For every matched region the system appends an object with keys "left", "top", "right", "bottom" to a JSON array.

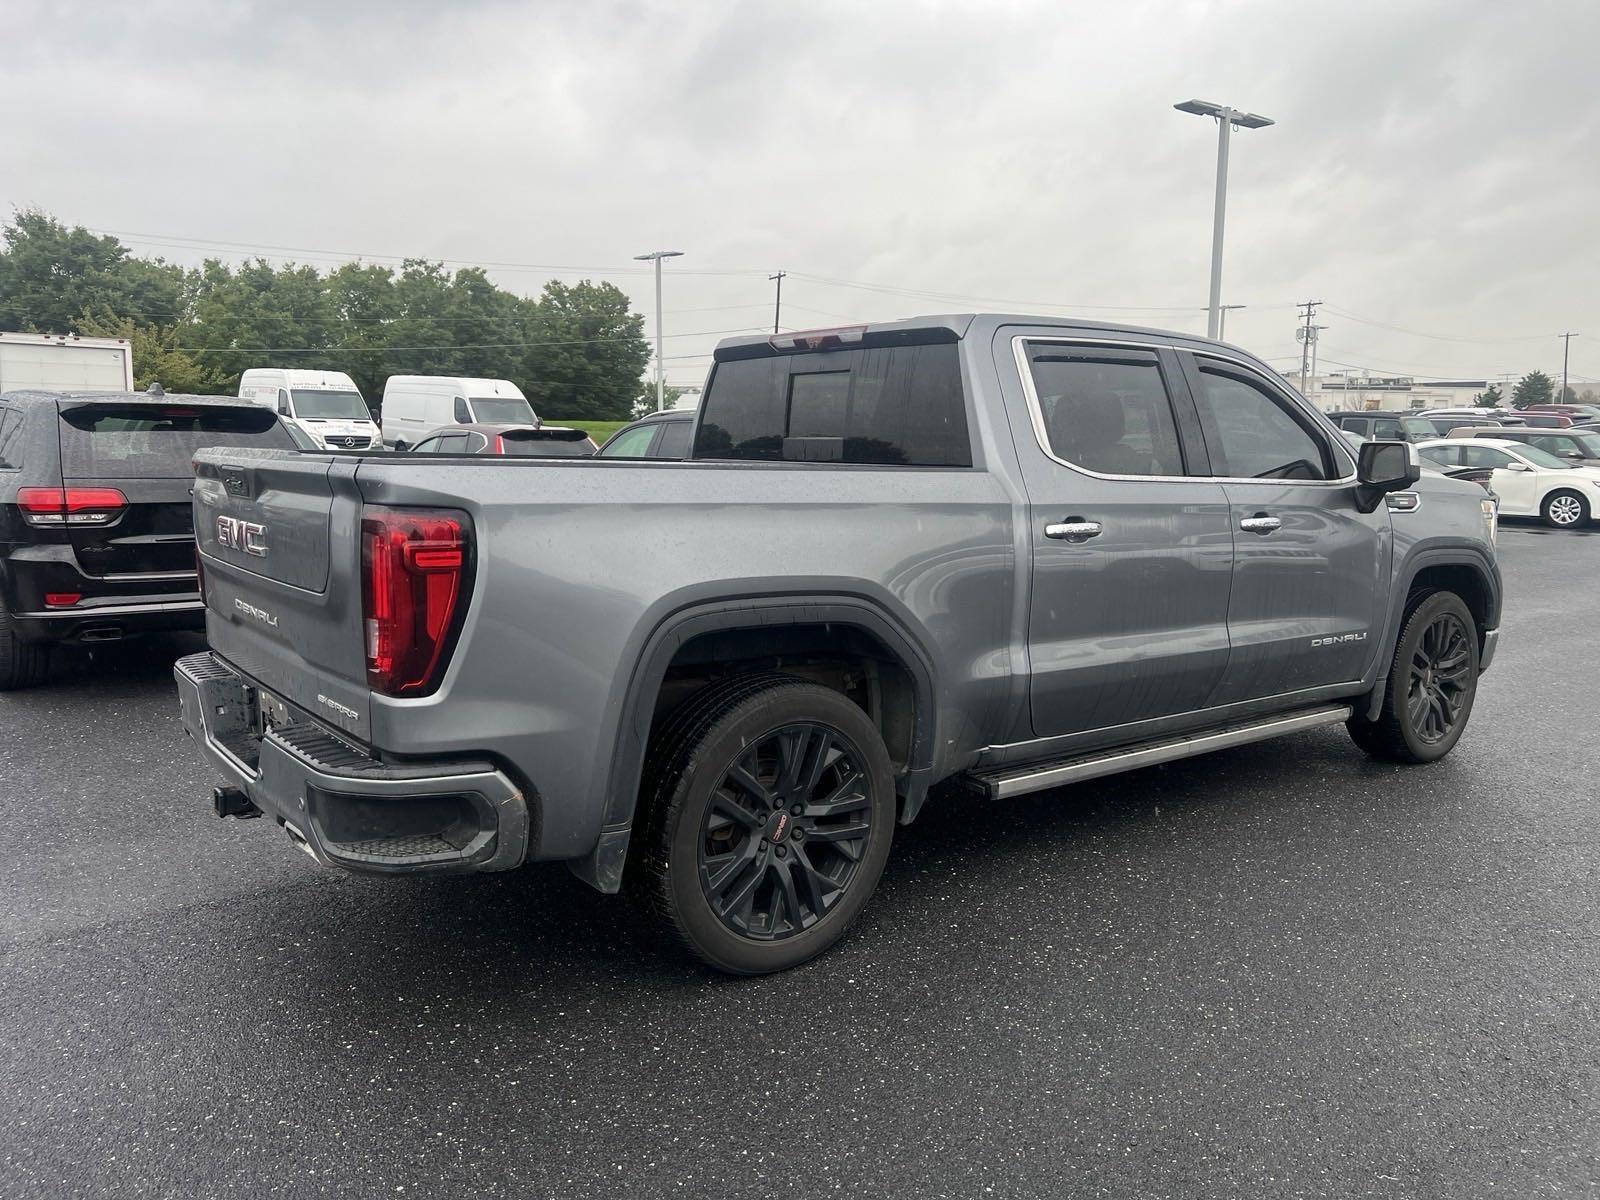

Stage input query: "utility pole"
[
  {"left": 768, "top": 270, "right": 786, "bottom": 334},
  {"left": 1308, "top": 324, "right": 1329, "bottom": 400},
  {"left": 1559, "top": 331, "right": 1579, "bottom": 405},
  {"left": 634, "top": 249, "right": 684, "bottom": 410},
  {"left": 1296, "top": 300, "right": 1322, "bottom": 396},
  {"left": 1218, "top": 304, "right": 1246, "bottom": 341}
]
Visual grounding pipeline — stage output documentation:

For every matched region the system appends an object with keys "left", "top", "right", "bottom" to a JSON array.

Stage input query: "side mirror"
[
  {"left": 1355, "top": 440, "right": 1421, "bottom": 512},
  {"left": 1503, "top": 462, "right": 1532, "bottom": 473},
  {"left": 1566, "top": 450, "right": 1584, "bottom": 459}
]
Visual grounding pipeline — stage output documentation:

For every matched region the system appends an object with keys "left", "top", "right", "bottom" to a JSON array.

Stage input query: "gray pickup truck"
[{"left": 177, "top": 315, "right": 1502, "bottom": 974}]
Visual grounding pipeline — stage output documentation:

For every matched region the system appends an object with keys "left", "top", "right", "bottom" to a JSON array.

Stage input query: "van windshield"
[
  {"left": 292, "top": 389, "right": 370, "bottom": 420},
  {"left": 470, "top": 396, "right": 536, "bottom": 425}
]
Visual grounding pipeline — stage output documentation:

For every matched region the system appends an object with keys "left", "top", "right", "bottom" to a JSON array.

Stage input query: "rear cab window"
[
  {"left": 693, "top": 334, "right": 971, "bottom": 466},
  {"left": 57, "top": 403, "right": 292, "bottom": 478}
]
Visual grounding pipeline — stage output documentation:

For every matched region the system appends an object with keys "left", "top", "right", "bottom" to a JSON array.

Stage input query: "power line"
[
  {"left": 175, "top": 324, "right": 770, "bottom": 354},
  {"left": 1321, "top": 304, "right": 1559, "bottom": 345}
]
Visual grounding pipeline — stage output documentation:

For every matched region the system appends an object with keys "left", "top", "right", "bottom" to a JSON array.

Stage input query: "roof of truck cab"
[{"left": 712, "top": 313, "right": 1284, "bottom": 375}]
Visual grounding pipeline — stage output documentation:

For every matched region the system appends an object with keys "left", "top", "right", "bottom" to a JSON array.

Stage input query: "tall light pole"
[
  {"left": 1175, "top": 99, "right": 1275, "bottom": 340},
  {"left": 1559, "top": 331, "right": 1578, "bottom": 405},
  {"left": 634, "top": 249, "right": 683, "bottom": 410}
]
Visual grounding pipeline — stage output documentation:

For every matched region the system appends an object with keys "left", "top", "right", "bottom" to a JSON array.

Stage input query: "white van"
[
  {"left": 238, "top": 368, "right": 380, "bottom": 450},
  {"left": 380, "top": 376, "right": 538, "bottom": 449}
]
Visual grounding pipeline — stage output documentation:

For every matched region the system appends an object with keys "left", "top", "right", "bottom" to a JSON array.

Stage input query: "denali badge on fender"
[
  {"left": 216, "top": 514, "right": 268, "bottom": 557},
  {"left": 1311, "top": 632, "right": 1368, "bottom": 647}
]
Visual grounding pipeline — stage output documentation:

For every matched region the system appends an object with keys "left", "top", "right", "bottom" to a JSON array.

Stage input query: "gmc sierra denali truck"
[{"left": 176, "top": 315, "right": 1502, "bottom": 974}]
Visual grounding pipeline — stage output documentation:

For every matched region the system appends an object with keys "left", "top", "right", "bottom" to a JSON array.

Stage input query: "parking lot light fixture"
[
  {"left": 635, "top": 250, "right": 684, "bottom": 410},
  {"left": 1174, "top": 100, "right": 1275, "bottom": 340}
]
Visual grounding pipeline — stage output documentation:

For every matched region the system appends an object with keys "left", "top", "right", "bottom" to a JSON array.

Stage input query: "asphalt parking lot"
[{"left": 2, "top": 523, "right": 1596, "bottom": 1199}]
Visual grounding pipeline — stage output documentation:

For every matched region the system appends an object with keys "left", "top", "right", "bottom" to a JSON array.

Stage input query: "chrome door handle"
[
  {"left": 1044, "top": 520, "right": 1102, "bottom": 542},
  {"left": 1239, "top": 514, "right": 1281, "bottom": 534}
]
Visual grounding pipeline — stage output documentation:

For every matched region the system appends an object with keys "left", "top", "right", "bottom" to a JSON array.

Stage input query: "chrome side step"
[{"left": 969, "top": 704, "right": 1354, "bottom": 799}]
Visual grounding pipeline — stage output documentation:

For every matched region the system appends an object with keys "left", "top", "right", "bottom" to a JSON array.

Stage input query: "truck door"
[
  {"left": 1003, "top": 333, "right": 1235, "bottom": 739},
  {"left": 1176, "top": 351, "right": 1389, "bottom": 702}
]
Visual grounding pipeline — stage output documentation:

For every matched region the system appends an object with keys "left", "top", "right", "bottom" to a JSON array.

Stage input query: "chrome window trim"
[{"left": 1010, "top": 333, "right": 1358, "bottom": 486}]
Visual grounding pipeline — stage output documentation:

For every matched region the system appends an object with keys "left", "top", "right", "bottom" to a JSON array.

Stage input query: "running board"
[{"left": 968, "top": 704, "right": 1354, "bottom": 800}]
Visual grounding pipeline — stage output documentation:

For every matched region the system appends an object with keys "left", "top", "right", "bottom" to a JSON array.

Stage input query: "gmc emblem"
[{"left": 216, "top": 515, "right": 268, "bottom": 558}]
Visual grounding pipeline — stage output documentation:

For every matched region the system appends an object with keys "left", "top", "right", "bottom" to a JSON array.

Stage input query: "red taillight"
[
  {"left": 44, "top": 593, "right": 82, "bottom": 608},
  {"left": 360, "top": 506, "right": 472, "bottom": 696},
  {"left": 769, "top": 325, "right": 866, "bottom": 352},
  {"left": 16, "top": 486, "right": 128, "bottom": 526}
]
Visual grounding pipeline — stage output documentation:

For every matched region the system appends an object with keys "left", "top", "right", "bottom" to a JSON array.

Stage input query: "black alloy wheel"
[
  {"left": 1347, "top": 589, "right": 1479, "bottom": 764},
  {"left": 1405, "top": 609, "right": 1473, "bottom": 744},
  {"left": 698, "top": 722, "right": 873, "bottom": 941},
  {"left": 634, "top": 675, "right": 896, "bottom": 974}
]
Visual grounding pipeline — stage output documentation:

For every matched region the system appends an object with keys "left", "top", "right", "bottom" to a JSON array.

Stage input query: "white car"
[{"left": 1417, "top": 437, "right": 1600, "bottom": 528}]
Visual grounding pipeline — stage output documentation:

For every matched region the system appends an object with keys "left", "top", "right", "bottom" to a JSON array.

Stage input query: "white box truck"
[
  {"left": 380, "top": 376, "right": 537, "bottom": 448},
  {"left": 0, "top": 331, "right": 135, "bottom": 394},
  {"left": 238, "top": 368, "right": 381, "bottom": 450}
]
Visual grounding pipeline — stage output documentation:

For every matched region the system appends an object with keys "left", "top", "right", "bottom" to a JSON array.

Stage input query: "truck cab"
[{"left": 238, "top": 368, "right": 379, "bottom": 451}]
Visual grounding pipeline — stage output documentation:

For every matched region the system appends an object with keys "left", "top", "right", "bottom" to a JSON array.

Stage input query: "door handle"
[
  {"left": 1044, "top": 519, "right": 1102, "bottom": 542},
  {"left": 1239, "top": 513, "right": 1282, "bottom": 534}
]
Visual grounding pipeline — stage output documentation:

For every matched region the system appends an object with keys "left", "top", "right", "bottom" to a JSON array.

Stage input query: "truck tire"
[
  {"left": 0, "top": 591, "right": 49, "bottom": 691},
  {"left": 1541, "top": 489, "right": 1588, "bottom": 529},
  {"left": 1347, "top": 590, "right": 1478, "bottom": 764},
  {"left": 632, "top": 674, "right": 896, "bottom": 975}
]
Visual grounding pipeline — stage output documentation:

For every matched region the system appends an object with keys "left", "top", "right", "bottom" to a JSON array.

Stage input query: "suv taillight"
[
  {"left": 361, "top": 506, "right": 472, "bottom": 696},
  {"left": 16, "top": 486, "right": 128, "bottom": 527}
]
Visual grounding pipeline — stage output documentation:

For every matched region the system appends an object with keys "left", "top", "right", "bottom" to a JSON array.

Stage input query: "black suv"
[{"left": 0, "top": 388, "right": 293, "bottom": 688}]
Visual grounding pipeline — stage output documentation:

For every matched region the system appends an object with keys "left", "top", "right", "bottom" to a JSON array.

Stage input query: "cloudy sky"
[{"left": 6, "top": 0, "right": 1598, "bottom": 390}]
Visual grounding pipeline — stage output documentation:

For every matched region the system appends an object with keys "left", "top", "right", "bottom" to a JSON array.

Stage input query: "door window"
[
  {"left": 0, "top": 406, "right": 20, "bottom": 469},
  {"left": 1191, "top": 363, "right": 1332, "bottom": 480},
  {"left": 1420, "top": 445, "right": 1460, "bottom": 468},
  {"left": 1372, "top": 418, "right": 1403, "bottom": 439},
  {"left": 1023, "top": 345, "right": 1185, "bottom": 476},
  {"left": 453, "top": 397, "right": 472, "bottom": 424},
  {"left": 652, "top": 418, "right": 693, "bottom": 458},
  {"left": 600, "top": 423, "right": 659, "bottom": 457},
  {"left": 1462, "top": 445, "right": 1516, "bottom": 470}
]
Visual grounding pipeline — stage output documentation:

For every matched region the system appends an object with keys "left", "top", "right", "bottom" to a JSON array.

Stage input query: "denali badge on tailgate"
[{"left": 216, "top": 515, "right": 268, "bottom": 557}]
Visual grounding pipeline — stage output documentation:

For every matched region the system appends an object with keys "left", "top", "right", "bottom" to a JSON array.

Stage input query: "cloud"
[{"left": 3, "top": 0, "right": 1596, "bottom": 384}]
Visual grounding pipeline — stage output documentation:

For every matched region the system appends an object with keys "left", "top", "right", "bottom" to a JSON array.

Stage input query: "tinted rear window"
[
  {"left": 653, "top": 418, "right": 693, "bottom": 458},
  {"left": 58, "top": 404, "right": 292, "bottom": 478},
  {"left": 693, "top": 343, "right": 971, "bottom": 466},
  {"left": 499, "top": 431, "right": 595, "bottom": 457}
]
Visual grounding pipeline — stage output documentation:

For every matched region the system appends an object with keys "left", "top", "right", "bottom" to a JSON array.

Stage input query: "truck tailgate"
[{"left": 193, "top": 448, "right": 372, "bottom": 738}]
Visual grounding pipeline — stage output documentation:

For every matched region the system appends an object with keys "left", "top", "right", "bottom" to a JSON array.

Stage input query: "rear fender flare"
[{"left": 571, "top": 595, "right": 939, "bottom": 893}]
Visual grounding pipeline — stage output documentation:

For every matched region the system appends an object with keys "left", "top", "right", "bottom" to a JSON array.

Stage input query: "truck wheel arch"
[
  {"left": 571, "top": 596, "right": 940, "bottom": 894},
  {"left": 1361, "top": 546, "right": 1501, "bottom": 722}
]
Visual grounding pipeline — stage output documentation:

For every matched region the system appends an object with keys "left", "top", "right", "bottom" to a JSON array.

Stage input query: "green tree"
[
  {"left": 523, "top": 280, "right": 650, "bottom": 420},
  {"left": 0, "top": 209, "right": 184, "bottom": 334},
  {"left": 75, "top": 313, "right": 228, "bottom": 394},
  {"left": 180, "top": 258, "right": 338, "bottom": 391},
  {"left": 1473, "top": 383, "right": 1503, "bottom": 408},
  {"left": 635, "top": 380, "right": 684, "bottom": 416},
  {"left": 1511, "top": 370, "right": 1554, "bottom": 409},
  {"left": 1555, "top": 384, "right": 1578, "bottom": 404}
]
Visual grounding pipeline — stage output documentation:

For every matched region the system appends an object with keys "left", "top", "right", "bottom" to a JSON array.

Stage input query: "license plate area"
[{"left": 257, "top": 688, "right": 295, "bottom": 738}]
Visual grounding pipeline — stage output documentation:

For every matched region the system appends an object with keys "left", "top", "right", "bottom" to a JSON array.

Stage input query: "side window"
[
  {"left": 466, "top": 433, "right": 487, "bottom": 453},
  {"left": 1372, "top": 418, "right": 1403, "bottom": 439},
  {"left": 411, "top": 436, "right": 441, "bottom": 453},
  {"left": 1420, "top": 445, "right": 1459, "bottom": 467},
  {"left": 599, "top": 423, "right": 658, "bottom": 458},
  {"left": 1530, "top": 435, "right": 1570, "bottom": 456},
  {"left": 276, "top": 389, "right": 292, "bottom": 416},
  {"left": 1191, "top": 362, "right": 1332, "bottom": 480},
  {"left": 693, "top": 341, "right": 971, "bottom": 466},
  {"left": 652, "top": 419, "right": 693, "bottom": 458},
  {"left": 453, "top": 397, "right": 471, "bottom": 424},
  {"left": 1462, "top": 445, "right": 1515, "bottom": 470},
  {"left": 0, "top": 406, "right": 19, "bottom": 469},
  {"left": 1024, "top": 344, "right": 1185, "bottom": 476}
]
